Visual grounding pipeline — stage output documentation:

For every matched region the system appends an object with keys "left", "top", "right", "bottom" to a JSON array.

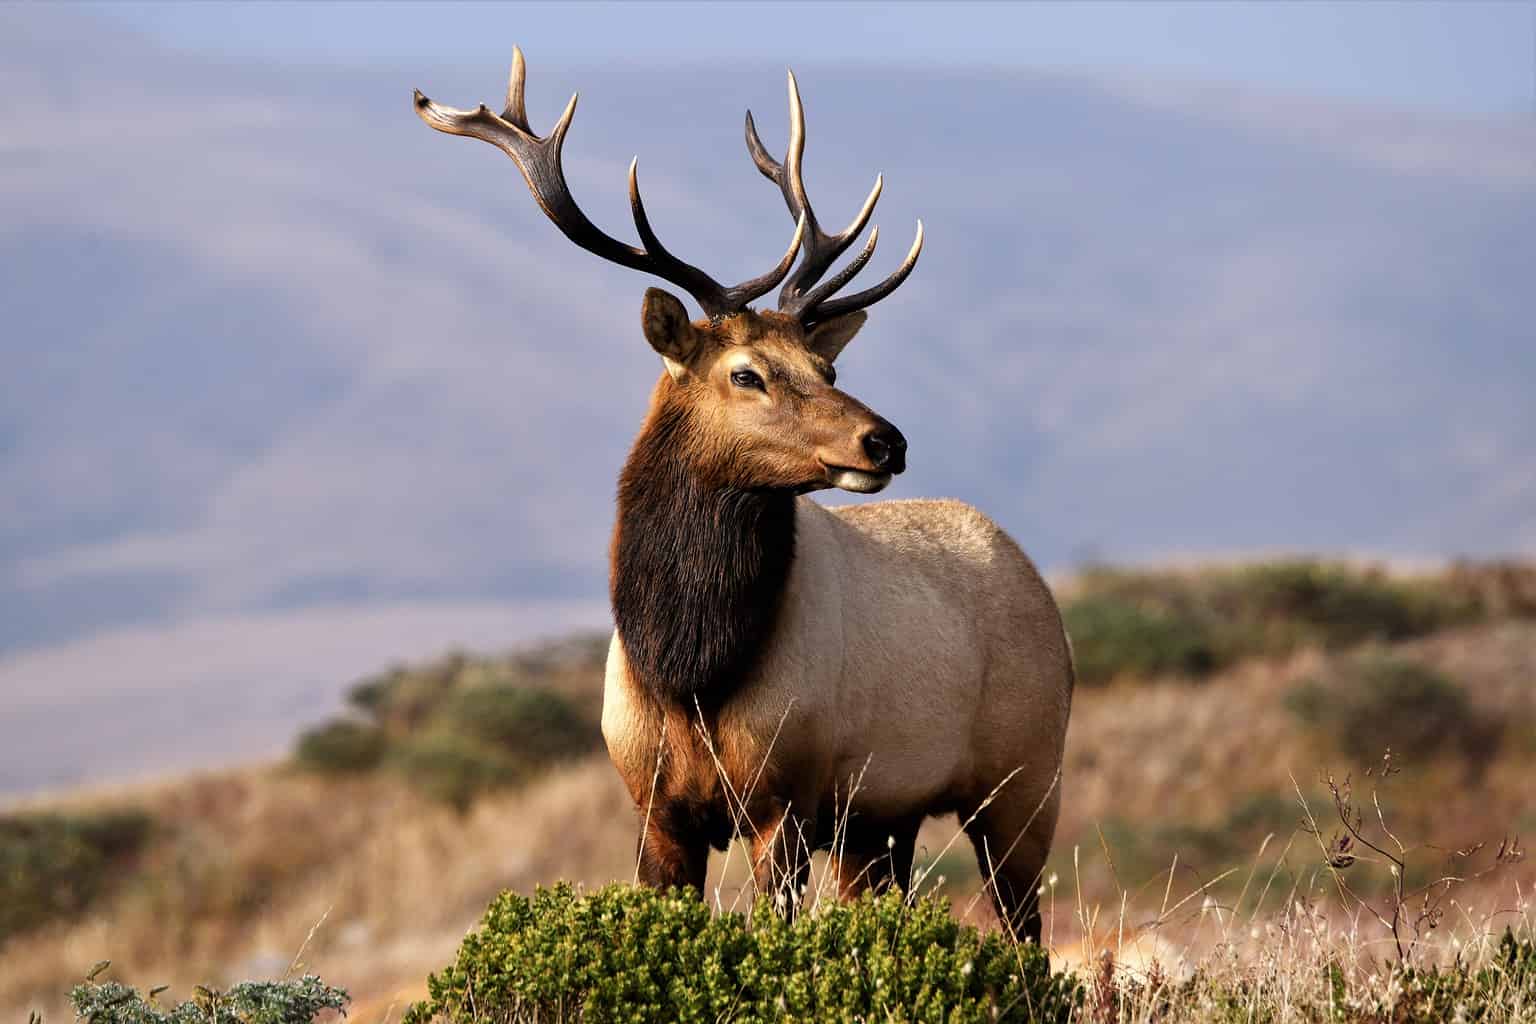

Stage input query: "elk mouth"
[{"left": 822, "top": 464, "right": 893, "bottom": 494}]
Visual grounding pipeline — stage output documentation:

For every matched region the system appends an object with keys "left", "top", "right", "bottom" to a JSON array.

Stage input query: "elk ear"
[
  {"left": 641, "top": 288, "right": 700, "bottom": 379},
  {"left": 805, "top": 311, "right": 868, "bottom": 364}
]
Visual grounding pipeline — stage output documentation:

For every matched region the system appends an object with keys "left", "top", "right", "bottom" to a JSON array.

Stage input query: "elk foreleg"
[
  {"left": 635, "top": 804, "right": 709, "bottom": 896},
  {"left": 833, "top": 819, "right": 919, "bottom": 900},
  {"left": 749, "top": 800, "right": 818, "bottom": 917}
]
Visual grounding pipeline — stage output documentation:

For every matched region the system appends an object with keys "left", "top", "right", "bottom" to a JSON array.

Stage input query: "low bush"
[
  {"left": 387, "top": 732, "right": 525, "bottom": 812},
  {"left": 292, "top": 720, "right": 387, "bottom": 775},
  {"left": 295, "top": 638, "right": 605, "bottom": 809},
  {"left": 344, "top": 634, "right": 609, "bottom": 730},
  {"left": 1286, "top": 656, "right": 1502, "bottom": 764},
  {"left": 70, "top": 969, "right": 347, "bottom": 1024},
  {"left": 441, "top": 685, "right": 595, "bottom": 766},
  {"left": 1062, "top": 594, "right": 1216, "bottom": 685},
  {"left": 347, "top": 653, "right": 471, "bottom": 732},
  {"left": 406, "top": 883, "right": 1077, "bottom": 1024},
  {"left": 1389, "top": 929, "right": 1536, "bottom": 1022},
  {"left": 1063, "top": 559, "right": 1484, "bottom": 684},
  {"left": 0, "top": 809, "right": 153, "bottom": 944},
  {"left": 1221, "top": 561, "right": 1454, "bottom": 650}
]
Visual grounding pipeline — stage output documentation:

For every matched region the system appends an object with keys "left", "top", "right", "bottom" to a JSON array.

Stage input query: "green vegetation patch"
[
  {"left": 292, "top": 721, "right": 387, "bottom": 775},
  {"left": 1062, "top": 594, "right": 1216, "bottom": 686},
  {"left": 293, "top": 634, "right": 608, "bottom": 808},
  {"left": 70, "top": 970, "right": 347, "bottom": 1024},
  {"left": 1062, "top": 559, "right": 1503, "bottom": 685},
  {"left": 0, "top": 808, "right": 153, "bottom": 945},
  {"left": 386, "top": 732, "right": 526, "bottom": 813},
  {"left": 406, "top": 883, "right": 1076, "bottom": 1024},
  {"left": 1387, "top": 929, "right": 1536, "bottom": 1023},
  {"left": 441, "top": 684, "right": 595, "bottom": 765}
]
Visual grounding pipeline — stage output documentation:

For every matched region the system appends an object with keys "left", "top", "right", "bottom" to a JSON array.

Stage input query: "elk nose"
[{"left": 863, "top": 424, "right": 907, "bottom": 474}]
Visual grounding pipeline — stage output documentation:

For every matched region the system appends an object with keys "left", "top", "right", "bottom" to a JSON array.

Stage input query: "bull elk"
[{"left": 414, "top": 49, "right": 1074, "bottom": 942}]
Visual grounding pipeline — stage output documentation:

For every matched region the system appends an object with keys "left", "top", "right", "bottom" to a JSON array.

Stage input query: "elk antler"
[
  {"left": 415, "top": 47, "right": 806, "bottom": 319},
  {"left": 745, "top": 70, "right": 923, "bottom": 327}
]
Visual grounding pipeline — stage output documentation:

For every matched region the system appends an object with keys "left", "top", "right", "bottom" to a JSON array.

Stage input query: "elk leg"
[
  {"left": 750, "top": 802, "right": 818, "bottom": 917},
  {"left": 635, "top": 805, "right": 709, "bottom": 896},
  {"left": 966, "top": 798, "right": 1057, "bottom": 946},
  {"left": 834, "top": 820, "right": 918, "bottom": 899}
]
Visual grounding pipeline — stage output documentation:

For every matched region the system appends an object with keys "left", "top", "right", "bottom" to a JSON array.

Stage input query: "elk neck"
[{"left": 610, "top": 379, "right": 797, "bottom": 711}]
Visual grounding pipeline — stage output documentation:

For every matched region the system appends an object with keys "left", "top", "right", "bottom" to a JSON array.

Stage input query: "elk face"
[{"left": 642, "top": 289, "right": 906, "bottom": 494}]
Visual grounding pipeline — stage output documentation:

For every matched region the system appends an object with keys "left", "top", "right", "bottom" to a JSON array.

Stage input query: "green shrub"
[
  {"left": 297, "top": 637, "right": 607, "bottom": 810},
  {"left": 292, "top": 720, "right": 387, "bottom": 775},
  {"left": 1063, "top": 560, "right": 1481, "bottom": 685},
  {"left": 70, "top": 971, "right": 347, "bottom": 1024},
  {"left": 1063, "top": 594, "right": 1216, "bottom": 685},
  {"left": 387, "top": 733, "right": 524, "bottom": 812},
  {"left": 405, "top": 884, "right": 1078, "bottom": 1024},
  {"left": 347, "top": 653, "right": 470, "bottom": 731},
  {"left": 342, "top": 636, "right": 609, "bottom": 732},
  {"left": 1221, "top": 561, "right": 1451, "bottom": 650},
  {"left": 1286, "top": 656, "right": 1501, "bottom": 764},
  {"left": 442, "top": 685, "right": 595, "bottom": 766},
  {"left": 1388, "top": 929, "right": 1536, "bottom": 1022},
  {"left": 0, "top": 809, "right": 153, "bottom": 944}
]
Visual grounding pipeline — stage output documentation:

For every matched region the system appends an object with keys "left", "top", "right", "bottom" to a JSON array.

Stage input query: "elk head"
[{"left": 414, "top": 49, "right": 922, "bottom": 494}]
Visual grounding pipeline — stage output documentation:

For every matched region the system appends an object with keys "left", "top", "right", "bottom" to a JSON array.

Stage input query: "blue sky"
[{"left": 85, "top": 1, "right": 1536, "bottom": 115}]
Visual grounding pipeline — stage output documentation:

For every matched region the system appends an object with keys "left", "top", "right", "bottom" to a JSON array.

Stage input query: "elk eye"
[{"left": 730, "top": 368, "right": 765, "bottom": 391}]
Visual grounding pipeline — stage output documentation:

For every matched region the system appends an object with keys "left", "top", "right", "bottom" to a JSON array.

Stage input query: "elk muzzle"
[{"left": 821, "top": 416, "right": 906, "bottom": 494}]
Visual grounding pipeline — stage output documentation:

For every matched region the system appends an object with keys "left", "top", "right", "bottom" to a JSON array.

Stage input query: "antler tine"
[
  {"left": 416, "top": 49, "right": 806, "bottom": 319},
  {"left": 627, "top": 159, "right": 748, "bottom": 315},
  {"left": 797, "top": 225, "right": 879, "bottom": 316},
  {"left": 784, "top": 70, "right": 886, "bottom": 264},
  {"left": 806, "top": 220, "right": 923, "bottom": 325},
  {"left": 413, "top": 83, "right": 657, "bottom": 278},
  {"left": 502, "top": 45, "right": 530, "bottom": 131},
  {"left": 745, "top": 70, "right": 917, "bottom": 324},
  {"left": 744, "top": 73, "right": 884, "bottom": 303},
  {"left": 627, "top": 158, "right": 805, "bottom": 310}
]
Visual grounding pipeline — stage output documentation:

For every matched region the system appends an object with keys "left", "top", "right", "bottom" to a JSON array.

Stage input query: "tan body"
[{"left": 603, "top": 496, "right": 1073, "bottom": 929}]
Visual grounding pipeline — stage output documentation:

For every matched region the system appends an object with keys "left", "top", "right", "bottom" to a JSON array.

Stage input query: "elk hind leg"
[{"left": 967, "top": 791, "right": 1059, "bottom": 945}]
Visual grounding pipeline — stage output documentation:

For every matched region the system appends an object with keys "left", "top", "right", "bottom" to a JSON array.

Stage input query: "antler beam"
[{"left": 415, "top": 47, "right": 806, "bottom": 319}]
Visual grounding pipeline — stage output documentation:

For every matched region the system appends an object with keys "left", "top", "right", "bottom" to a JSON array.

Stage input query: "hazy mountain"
[{"left": 2, "top": 6, "right": 1532, "bottom": 795}]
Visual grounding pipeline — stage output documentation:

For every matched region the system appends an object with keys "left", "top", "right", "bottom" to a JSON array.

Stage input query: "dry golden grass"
[
  {"left": 2, "top": 760, "right": 637, "bottom": 1021},
  {"left": 5, "top": 620, "right": 1533, "bottom": 1022}
]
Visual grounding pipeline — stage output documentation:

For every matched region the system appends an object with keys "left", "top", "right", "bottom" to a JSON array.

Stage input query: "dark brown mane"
[{"left": 610, "top": 384, "right": 796, "bottom": 709}]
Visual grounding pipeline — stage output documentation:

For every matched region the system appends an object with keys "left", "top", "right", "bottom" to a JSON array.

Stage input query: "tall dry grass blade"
[
  {"left": 634, "top": 716, "right": 669, "bottom": 886},
  {"left": 1224, "top": 832, "right": 1274, "bottom": 943},
  {"left": 284, "top": 905, "right": 331, "bottom": 979}
]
